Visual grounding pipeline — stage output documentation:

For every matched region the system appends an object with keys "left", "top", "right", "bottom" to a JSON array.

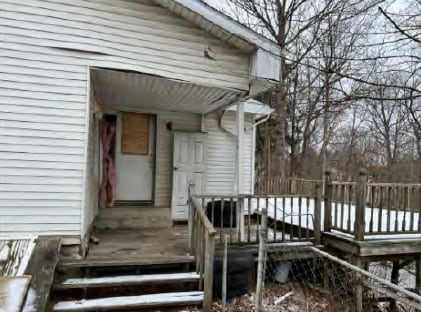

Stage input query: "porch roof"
[{"left": 92, "top": 68, "right": 243, "bottom": 114}]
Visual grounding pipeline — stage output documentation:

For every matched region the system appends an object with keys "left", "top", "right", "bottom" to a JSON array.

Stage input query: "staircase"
[{"left": 51, "top": 256, "right": 203, "bottom": 311}]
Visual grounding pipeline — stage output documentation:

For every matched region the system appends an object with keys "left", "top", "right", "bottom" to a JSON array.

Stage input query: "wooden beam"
[
  {"left": 22, "top": 237, "right": 61, "bottom": 312},
  {"left": 203, "top": 234, "right": 215, "bottom": 312},
  {"left": 416, "top": 254, "right": 421, "bottom": 294},
  {"left": 353, "top": 256, "right": 363, "bottom": 312},
  {"left": 389, "top": 261, "right": 400, "bottom": 311}
]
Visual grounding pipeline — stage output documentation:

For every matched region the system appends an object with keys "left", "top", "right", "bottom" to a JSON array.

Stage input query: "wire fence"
[
  {"left": 214, "top": 243, "right": 421, "bottom": 312},
  {"left": 249, "top": 244, "right": 421, "bottom": 312}
]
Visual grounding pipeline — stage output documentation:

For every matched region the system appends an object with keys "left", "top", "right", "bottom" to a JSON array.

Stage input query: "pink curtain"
[{"left": 99, "top": 116, "right": 117, "bottom": 208}]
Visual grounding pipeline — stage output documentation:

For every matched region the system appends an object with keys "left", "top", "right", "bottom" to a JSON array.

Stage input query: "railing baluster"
[
  {"left": 220, "top": 197, "right": 224, "bottom": 244},
  {"left": 290, "top": 196, "right": 294, "bottom": 239},
  {"left": 387, "top": 186, "right": 392, "bottom": 233},
  {"left": 418, "top": 187, "right": 421, "bottom": 232},
  {"left": 229, "top": 197, "right": 233, "bottom": 243},
  {"left": 256, "top": 198, "right": 260, "bottom": 243},
  {"left": 334, "top": 185, "right": 339, "bottom": 229},
  {"left": 410, "top": 187, "right": 415, "bottom": 231},
  {"left": 306, "top": 196, "right": 310, "bottom": 240},
  {"left": 298, "top": 195, "right": 302, "bottom": 239},
  {"left": 274, "top": 196, "right": 278, "bottom": 242},
  {"left": 347, "top": 184, "right": 352, "bottom": 232},
  {"left": 341, "top": 184, "right": 345, "bottom": 231},
  {"left": 211, "top": 197, "right": 215, "bottom": 225},
  {"left": 378, "top": 186, "right": 383, "bottom": 232},
  {"left": 237, "top": 196, "right": 242, "bottom": 243},
  {"left": 247, "top": 196, "right": 251, "bottom": 243},
  {"left": 402, "top": 186, "right": 407, "bottom": 231},
  {"left": 394, "top": 187, "right": 399, "bottom": 232},
  {"left": 282, "top": 196, "right": 286, "bottom": 242},
  {"left": 369, "top": 185, "right": 374, "bottom": 233},
  {"left": 266, "top": 197, "right": 269, "bottom": 241}
]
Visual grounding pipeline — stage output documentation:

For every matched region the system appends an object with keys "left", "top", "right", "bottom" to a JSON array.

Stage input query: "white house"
[{"left": 0, "top": 0, "right": 279, "bottom": 246}]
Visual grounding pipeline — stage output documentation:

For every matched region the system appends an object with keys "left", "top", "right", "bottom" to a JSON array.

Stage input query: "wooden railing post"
[
  {"left": 236, "top": 195, "right": 245, "bottom": 242},
  {"left": 203, "top": 233, "right": 215, "bottom": 312},
  {"left": 188, "top": 182, "right": 196, "bottom": 254},
  {"left": 314, "top": 182, "right": 322, "bottom": 244},
  {"left": 323, "top": 170, "right": 332, "bottom": 233},
  {"left": 255, "top": 209, "right": 268, "bottom": 312},
  {"left": 355, "top": 169, "right": 368, "bottom": 241}
]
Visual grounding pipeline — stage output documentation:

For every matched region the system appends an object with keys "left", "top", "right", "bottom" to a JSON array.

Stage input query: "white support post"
[
  {"left": 236, "top": 103, "right": 245, "bottom": 242},
  {"left": 236, "top": 102, "right": 245, "bottom": 194}
]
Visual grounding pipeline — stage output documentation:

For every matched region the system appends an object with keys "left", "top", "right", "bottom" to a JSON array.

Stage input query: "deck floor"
[{"left": 86, "top": 226, "right": 190, "bottom": 261}]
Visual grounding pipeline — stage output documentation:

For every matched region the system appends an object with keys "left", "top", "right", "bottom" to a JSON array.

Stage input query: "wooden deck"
[
  {"left": 86, "top": 226, "right": 190, "bottom": 261},
  {"left": 0, "top": 237, "right": 61, "bottom": 312}
]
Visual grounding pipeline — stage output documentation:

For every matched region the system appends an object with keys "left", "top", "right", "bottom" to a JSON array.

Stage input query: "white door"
[
  {"left": 171, "top": 132, "right": 206, "bottom": 220},
  {"left": 116, "top": 112, "right": 155, "bottom": 202}
]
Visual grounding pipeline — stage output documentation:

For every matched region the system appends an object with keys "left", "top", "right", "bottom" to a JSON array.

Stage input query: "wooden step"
[
  {"left": 52, "top": 291, "right": 204, "bottom": 311},
  {"left": 54, "top": 272, "right": 200, "bottom": 289},
  {"left": 58, "top": 255, "right": 194, "bottom": 268}
]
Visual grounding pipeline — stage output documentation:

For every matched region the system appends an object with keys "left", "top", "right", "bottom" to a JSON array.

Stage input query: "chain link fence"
[
  {"left": 212, "top": 242, "right": 421, "bottom": 312},
  {"left": 253, "top": 244, "right": 421, "bottom": 312}
]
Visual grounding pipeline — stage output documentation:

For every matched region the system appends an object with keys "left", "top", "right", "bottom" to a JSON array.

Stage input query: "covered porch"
[{"left": 81, "top": 66, "right": 267, "bottom": 258}]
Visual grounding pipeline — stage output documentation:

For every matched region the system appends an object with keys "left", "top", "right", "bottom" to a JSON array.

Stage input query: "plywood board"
[{"left": 121, "top": 112, "right": 149, "bottom": 155}]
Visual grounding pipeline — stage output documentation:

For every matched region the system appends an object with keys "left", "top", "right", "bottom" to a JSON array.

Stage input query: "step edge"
[
  {"left": 53, "top": 273, "right": 200, "bottom": 289},
  {"left": 58, "top": 256, "right": 194, "bottom": 268},
  {"left": 53, "top": 291, "right": 204, "bottom": 312}
]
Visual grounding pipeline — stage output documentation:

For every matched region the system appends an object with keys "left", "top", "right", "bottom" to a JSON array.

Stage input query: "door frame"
[{"left": 98, "top": 111, "right": 158, "bottom": 207}]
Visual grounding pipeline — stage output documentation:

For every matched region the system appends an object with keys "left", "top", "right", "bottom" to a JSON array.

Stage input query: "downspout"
[{"left": 219, "top": 104, "right": 272, "bottom": 195}]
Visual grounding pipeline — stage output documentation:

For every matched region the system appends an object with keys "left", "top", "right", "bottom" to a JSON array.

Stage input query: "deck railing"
[
  {"left": 193, "top": 192, "right": 323, "bottom": 245},
  {"left": 255, "top": 176, "right": 320, "bottom": 196},
  {"left": 188, "top": 197, "right": 216, "bottom": 312},
  {"left": 324, "top": 171, "right": 421, "bottom": 240}
]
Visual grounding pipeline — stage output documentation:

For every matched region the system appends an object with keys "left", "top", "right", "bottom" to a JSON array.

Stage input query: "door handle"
[{"left": 174, "top": 167, "right": 178, "bottom": 171}]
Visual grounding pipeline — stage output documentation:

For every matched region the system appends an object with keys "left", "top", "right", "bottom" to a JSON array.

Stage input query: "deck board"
[
  {"left": 22, "top": 237, "right": 61, "bottom": 312},
  {"left": 85, "top": 226, "right": 189, "bottom": 261}
]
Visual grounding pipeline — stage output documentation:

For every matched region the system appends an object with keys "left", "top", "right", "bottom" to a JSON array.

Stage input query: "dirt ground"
[{"left": 159, "top": 284, "right": 349, "bottom": 312}]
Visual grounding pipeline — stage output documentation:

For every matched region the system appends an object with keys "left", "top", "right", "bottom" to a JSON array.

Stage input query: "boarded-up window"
[{"left": 121, "top": 112, "right": 149, "bottom": 155}]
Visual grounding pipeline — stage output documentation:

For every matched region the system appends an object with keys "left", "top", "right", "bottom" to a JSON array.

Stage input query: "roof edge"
[{"left": 155, "top": 0, "right": 280, "bottom": 55}]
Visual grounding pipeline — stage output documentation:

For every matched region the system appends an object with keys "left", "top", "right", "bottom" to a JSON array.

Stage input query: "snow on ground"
[{"left": 245, "top": 197, "right": 421, "bottom": 239}]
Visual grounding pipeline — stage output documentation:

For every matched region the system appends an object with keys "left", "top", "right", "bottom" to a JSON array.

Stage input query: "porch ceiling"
[{"left": 91, "top": 68, "right": 243, "bottom": 114}]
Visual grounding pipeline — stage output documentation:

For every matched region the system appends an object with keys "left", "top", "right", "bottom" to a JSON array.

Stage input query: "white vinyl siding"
[
  {"left": 0, "top": 0, "right": 250, "bottom": 90},
  {"left": 0, "top": 0, "right": 251, "bottom": 238},
  {"left": 204, "top": 112, "right": 254, "bottom": 195}
]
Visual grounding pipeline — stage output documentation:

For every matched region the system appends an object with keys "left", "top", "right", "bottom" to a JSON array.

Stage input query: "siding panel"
[{"left": 204, "top": 112, "right": 254, "bottom": 195}]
